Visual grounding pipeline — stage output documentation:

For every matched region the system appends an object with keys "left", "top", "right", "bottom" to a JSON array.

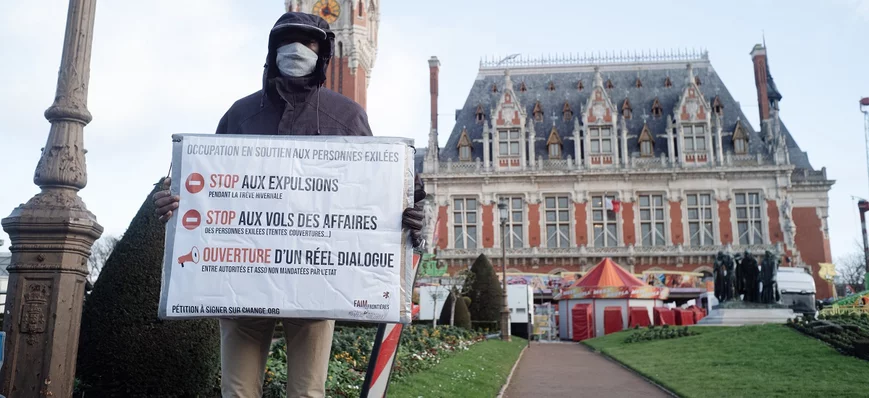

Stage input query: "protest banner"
[{"left": 158, "top": 134, "right": 416, "bottom": 324}]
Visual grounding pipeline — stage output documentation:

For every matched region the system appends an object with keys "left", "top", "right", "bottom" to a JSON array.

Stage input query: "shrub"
[
  {"left": 438, "top": 289, "right": 457, "bottom": 326},
  {"left": 454, "top": 295, "right": 472, "bottom": 329},
  {"left": 789, "top": 313, "right": 869, "bottom": 360},
  {"left": 466, "top": 254, "right": 503, "bottom": 323},
  {"left": 263, "top": 326, "right": 483, "bottom": 397},
  {"left": 624, "top": 326, "right": 698, "bottom": 343},
  {"left": 77, "top": 178, "right": 220, "bottom": 396}
]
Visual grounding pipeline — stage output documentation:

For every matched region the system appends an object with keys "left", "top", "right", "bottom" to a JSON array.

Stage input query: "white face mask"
[{"left": 276, "top": 42, "right": 319, "bottom": 77}]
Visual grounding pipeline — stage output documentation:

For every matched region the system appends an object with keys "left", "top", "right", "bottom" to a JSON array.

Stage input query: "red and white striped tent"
[{"left": 555, "top": 258, "right": 668, "bottom": 339}]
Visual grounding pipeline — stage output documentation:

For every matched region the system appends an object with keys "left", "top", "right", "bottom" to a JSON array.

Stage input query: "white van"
[{"left": 777, "top": 267, "right": 817, "bottom": 316}]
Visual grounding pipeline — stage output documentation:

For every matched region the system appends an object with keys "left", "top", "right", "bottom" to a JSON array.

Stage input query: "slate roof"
[{"left": 431, "top": 56, "right": 812, "bottom": 172}]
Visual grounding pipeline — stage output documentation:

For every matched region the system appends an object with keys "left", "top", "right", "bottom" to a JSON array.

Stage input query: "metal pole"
[
  {"left": 501, "top": 217, "right": 510, "bottom": 341},
  {"left": 860, "top": 200, "right": 869, "bottom": 293},
  {"left": 0, "top": 0, "right": 103, "bottom": 395},
  {"left": 861, "top": 98, "right": 869, "bottom": 292}
]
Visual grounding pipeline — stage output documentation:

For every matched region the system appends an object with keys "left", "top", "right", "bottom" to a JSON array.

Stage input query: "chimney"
[
  {"left": 429, "top": 56, "right": 440, "bottom": 132},
  {"left": 750, "top": 44, "right": 770, "bottom": 122}
]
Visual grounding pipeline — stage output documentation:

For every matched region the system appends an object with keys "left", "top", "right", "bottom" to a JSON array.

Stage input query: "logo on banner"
[
  {"left": 177, "top": 247, "right": 200, "bottom": 267},
  {"left": 185, "top": 173, "right": 205, "bottom": 194},
  {"left": 182, "top": 209, "right": 202, "bottom": 230}
]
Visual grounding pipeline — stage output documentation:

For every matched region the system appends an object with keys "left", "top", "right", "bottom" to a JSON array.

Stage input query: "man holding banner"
[{"left": 152, "top": 11, "right": 426, "bottom": 398}]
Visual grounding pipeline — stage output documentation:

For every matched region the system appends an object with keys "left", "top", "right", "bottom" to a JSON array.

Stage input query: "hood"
[{"left": 261, "top": 12, "right": 335, "bottom": 99}]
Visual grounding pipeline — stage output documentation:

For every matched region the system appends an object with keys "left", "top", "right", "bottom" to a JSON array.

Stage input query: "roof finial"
[
  {"left": 503, "top": 69, "right": 514, "bottom": 91},
  {"left": 593, "top": 66, "right": 603, "bottom": 88},
  {"left": 686, "top": 63, "right": 695, "bottom": 85}
]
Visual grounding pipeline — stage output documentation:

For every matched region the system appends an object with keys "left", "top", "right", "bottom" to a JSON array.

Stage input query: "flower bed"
[
  {"left": 623, "top": 325, "right": 698, "bottom": 344},
  {"left": 264, "top": 326, "right": 482, "bottom": 398},
  {"left": 788, "top": 313, "right": 869, "bottom": 361}
]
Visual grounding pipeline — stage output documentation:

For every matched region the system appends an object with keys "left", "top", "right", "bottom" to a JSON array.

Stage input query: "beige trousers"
[{"left": 219, "top": 318, "right": 335, "bottom": 398}]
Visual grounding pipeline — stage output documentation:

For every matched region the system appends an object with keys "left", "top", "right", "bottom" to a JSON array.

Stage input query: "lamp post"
[
  {"left": 0, "top": 0, "right": 103, "bottom": 395},
  {"left": 497, "top": 200, "right": 511, "bottom": 341},
  {"left": 859, "top": 200, "right": 869, "bottom": 293}
]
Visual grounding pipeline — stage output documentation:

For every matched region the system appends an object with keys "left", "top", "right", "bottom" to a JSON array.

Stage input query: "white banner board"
[{"left": 158, "top": 134, "right": 415, "bottom": 324}]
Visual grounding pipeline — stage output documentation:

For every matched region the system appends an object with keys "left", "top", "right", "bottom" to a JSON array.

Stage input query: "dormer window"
[
  {"left": 651, "top": 97, "right": 663, "bottom": 118},
  {"left": 457, "top": 126, "right": 473, "bottom": 161},
  {"left": 532, "top": 101, "right": 544, "bottom": 122},
  {"left": 491, "top": 84, "right": 498, "bottom": 93},
  {"left": 664, "top": 76, "right": 673, "bottom": 88},
  {"left": 695, "top": 76, "right": 702, "bottom": 86},
  {"left": 519, "top": 81, "right": 527, "bottom": 92},
  {"left": 638, "top": 123, "right": 654, "bottom": 157},
  {"left": 683, "top": 124, "right": 707, "bottom": 153},
  {"left": 733, "top": 122, "right": 748, "bottom": 154},
  {"left": 563, "top": 101, "right": 573, "bottom": 121},
  {"left": 499, "top": 129, "right": 521, "bottom": 157},
  {"left": 459, "top": 146, "right": 471, "bottom": 161},
  {"left": 588, "top": 126, "right": 613, "bottom": 154},
  {"left": 548, "top": 81, "right": 556, "bottom": 91},
  {"left": 577, "top": 80, "right": 584, "bottom": 91},
  {"left": 547, "top": 124, "right": 563, "bottom": 159},
  {"left": 475, "top": 104, "right": 485, "bottom": 124},
  {"left": 605, "top": 79, "right": 614, "bottom": 89},
  {"left": 622, "top": 98, "right": 632, "bottom": 120},
  {"left": 712, "top": 96, "right": 724, "bottom": 116},
  {"left": 635, "top": 77, "right": 643, "bottom": 88}
]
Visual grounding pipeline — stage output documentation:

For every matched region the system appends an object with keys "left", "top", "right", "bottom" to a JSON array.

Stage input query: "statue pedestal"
[{"left": 696, "top": 302, "right": 794, "bottom": 326}]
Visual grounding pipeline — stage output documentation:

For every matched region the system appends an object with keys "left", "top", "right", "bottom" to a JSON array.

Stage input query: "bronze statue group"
[{"left": 713, "top": 250, "right": 781, "bottom": 304}]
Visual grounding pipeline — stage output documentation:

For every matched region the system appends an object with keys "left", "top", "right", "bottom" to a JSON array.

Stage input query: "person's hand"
[
  {"left": 153, "top": 177, "right": 180, "bottom": 224},
  {"left": 402, "top": 177, "right": 427, "bottom": 248},
  {"left": 402, "top": 202, "right": 425, "bottom": 248}
]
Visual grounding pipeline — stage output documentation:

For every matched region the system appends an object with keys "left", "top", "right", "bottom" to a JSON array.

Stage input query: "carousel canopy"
[
  {"left": 576, "top": 258, "right": 646, "bottom": 288},
  {"left": 555, "top": 258, "right": 669, "bottom": 300}
]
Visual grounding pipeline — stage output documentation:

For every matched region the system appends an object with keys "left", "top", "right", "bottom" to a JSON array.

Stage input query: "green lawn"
[
  {"left": 387, "top": 338, "right": 526, "bottom": 398},
  {"left": 583, "top": 325, "right": 869, "bottom": 397}
]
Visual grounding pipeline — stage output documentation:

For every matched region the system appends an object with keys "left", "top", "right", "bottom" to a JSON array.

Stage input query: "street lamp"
[{"left": 497, "top": 200, "right": 511, "bottom": 342}]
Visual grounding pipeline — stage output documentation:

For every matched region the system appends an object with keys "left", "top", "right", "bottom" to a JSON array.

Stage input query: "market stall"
[{"left": 556, "top": 258, "right": 669, "bottom": 339}]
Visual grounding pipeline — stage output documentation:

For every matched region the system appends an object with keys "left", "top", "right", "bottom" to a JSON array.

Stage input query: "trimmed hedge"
[
  {"left": 76, "top": 178, "right": 220, "bottom": 396},
  {"left": 467, "top": 254, "right": 502, "bottom": 323}
]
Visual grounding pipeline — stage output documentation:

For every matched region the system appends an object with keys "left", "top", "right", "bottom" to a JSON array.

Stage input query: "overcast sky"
[{"left": 2, "top": 0, "right": 868, "bottom": 268}]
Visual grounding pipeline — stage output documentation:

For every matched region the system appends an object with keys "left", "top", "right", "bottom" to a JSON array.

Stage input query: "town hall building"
[{"left": 417, "top": 47, "right": 835, "bottom": 298}]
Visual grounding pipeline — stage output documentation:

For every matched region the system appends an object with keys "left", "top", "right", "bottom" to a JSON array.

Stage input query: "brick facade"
[{"left": 420, "top": 46, "right": 835, "bottom": 298}]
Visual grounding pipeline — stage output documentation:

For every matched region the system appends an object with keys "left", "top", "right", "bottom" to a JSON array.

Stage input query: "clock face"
[{"left": 312, "top": 0, "right": 340, "bottom": 24}]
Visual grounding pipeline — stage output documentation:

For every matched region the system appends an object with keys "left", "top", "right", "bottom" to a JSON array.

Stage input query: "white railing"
[
  {"left": 436, "top": 244, "right": 779, "bottom": 260},
  {"left": 426, "top": 152, "right": 790, "bottom": 176},
  {"left": 479, "top": 48, "right": 709, "bottom": 69}
]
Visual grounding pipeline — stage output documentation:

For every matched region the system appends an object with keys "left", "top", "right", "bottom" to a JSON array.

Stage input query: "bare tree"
[
  {"left": 88, "top": 234, "right": 121, "bottom": 283},
  {"left": 836, "top": 242, "right": 866, "bottom": 292}
]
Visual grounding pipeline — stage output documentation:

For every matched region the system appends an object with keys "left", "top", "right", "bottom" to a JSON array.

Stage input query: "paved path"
[{"left": 502, "top": 342, "right": 671, "bottom": 398}]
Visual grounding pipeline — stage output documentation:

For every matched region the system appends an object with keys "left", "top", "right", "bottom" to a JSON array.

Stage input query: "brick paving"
[{"left": 502, "top": 342, "right": 671, "bottom": 398}]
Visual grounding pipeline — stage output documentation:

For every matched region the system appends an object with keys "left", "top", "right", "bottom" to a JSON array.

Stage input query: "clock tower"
[{"left": 285, "top": 0, "right": 379, "bottom": 109}]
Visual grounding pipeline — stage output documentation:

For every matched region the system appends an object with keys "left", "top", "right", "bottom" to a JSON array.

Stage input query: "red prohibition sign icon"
[
  {"left": 185, "top": 173, "right": 205, "bottom": 194},
  {"left": 182, "top": 209, "right": 202, "bottom": 230}
]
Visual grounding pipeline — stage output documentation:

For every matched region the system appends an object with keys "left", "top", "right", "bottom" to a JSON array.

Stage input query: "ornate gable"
[
  {"left": 675, "top": 64, "right": 710, "bottom": 122},
  {"left": 638, "top": 123, "right": 654, "bottom": 144},
  {"left": 493, "top": 70, "right": 526, "bottom": 127},
  {"left": 583, "top": 67, "right": 616, "bottom": 125},
  {"left": 546, "top": 123, "right": 563, "bottom": 146},
  {"left": 732, "top": 119, "right": 747, "bottom": 142},
  {"left": 457, "top": 126, "right": 472, "bottom": 147}
]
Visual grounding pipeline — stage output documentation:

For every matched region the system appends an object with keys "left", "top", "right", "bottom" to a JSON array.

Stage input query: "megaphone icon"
[{"left": 178, "top": 246, "right": 200, "bottom": 267}]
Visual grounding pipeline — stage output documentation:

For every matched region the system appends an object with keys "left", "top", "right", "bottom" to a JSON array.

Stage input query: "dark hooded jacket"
[
  {"left": 214, "top": 12, "right": 427, "bottom": 233},
  {"left": 215, "top": 12, "right": 371, "bottom": 137}
]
